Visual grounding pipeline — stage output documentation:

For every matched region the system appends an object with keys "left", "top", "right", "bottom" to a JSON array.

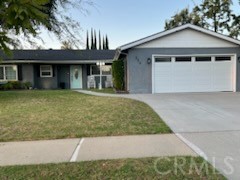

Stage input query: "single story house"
[
  {"left": 0, "top": 50, "right": 115, "bottom": 89},
  {"left": 115, "top": 24, "right": 240, "bottom": 94}
]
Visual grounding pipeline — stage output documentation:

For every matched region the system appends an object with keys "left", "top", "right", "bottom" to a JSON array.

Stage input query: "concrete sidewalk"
[{"left": 0, "top": 134, "right": 196, "bottom": 166}]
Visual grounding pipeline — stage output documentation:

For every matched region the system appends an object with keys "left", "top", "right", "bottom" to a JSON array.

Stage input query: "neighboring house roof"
[
  {"left": 1, "top": 50, "right": 116, "bottom": 63},
  {"left": 118, "top": 24, "right": 240, "bottom": 52}
]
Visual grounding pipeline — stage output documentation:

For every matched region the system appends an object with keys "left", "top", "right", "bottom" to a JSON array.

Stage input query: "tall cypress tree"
[
  {"left": 102, "top": 35, "right": 105, "bottom": 50},
  {"left": 86, "top": 31, "right": 89, "bottom": 50},
  {"left": 91, "top": 28, "right": 94, "bottom": 50},
  {"left": 94, "top": 30, "right": 97, "bottom": 49},
  {"left": 105, "top": 35, "right": 109, "bottom": 50},
  {"left": 98, "top": 30, "right": 102, "bottom": 50}
]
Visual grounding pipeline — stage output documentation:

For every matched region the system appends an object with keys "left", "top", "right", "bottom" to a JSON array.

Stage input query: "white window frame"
[
  {"left": 90, "top": 65, "right": 112, "bottom": 76},
  {"left": 40, "top": 65, "right": 53, "bottom": 78},
  {"left": 0, "top": 65, "right": 18, "bottom": 81}
]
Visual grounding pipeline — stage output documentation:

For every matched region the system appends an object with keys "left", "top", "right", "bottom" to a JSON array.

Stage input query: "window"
[
  {"left": 196, "top": 57, "right": 211, "bottom": 62},
  {"left": 40, "top": 65, "right": 53, "bottom": 77},
  {"left": 102, "top": 66, "right": 112, "bottom": 75},
  {"left": 155, "top": 57, "right": 171, "bottom": 63},
  {"left": 0, "top": 65, "right": 18, "bottom": 81},
  {"left": 0, "top": 67, "right": 3, "bottom": 80},
  {"left": 91, "top": 65, "right": 100, "bottom": 75},
  {"left": 215, "top": 56, "right": 231, "bottom": 61},
  {"left": 91, "top": 65, "right": 112, "bottom": 75},
  {"left": 175, "top": 57, "right": 192, "bottom": 62}
]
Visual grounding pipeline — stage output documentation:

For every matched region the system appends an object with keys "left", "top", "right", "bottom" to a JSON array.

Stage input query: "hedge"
[
  {"left": 112, "top": 59, "right": 124, "bottom": 91},
  {"left": 0, "top": 81, "right": 32, "bottom": 90}
]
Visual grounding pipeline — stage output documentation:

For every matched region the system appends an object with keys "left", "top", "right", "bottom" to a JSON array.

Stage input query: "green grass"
[
  {"left": 0, "top": 157, "right": 225, "bottom": 179},
  {"left": 90, "top": 88, "right": 115, "bottom": 94},
  {"left": 0, "top": 90, "right": 171, "bottom": 142}
]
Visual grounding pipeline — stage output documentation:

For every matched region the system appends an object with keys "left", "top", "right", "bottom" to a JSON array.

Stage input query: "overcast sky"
[{"left": 38, "top": 0, "right": 240, "bottom": 50}]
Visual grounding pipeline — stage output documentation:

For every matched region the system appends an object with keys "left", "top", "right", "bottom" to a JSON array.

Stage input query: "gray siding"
[
  {"left": 82, "top": 64, "right": 88, "bottom": 89},
  {"left": 127, "top": 48, "right": 240, "bottom": 94},
  {"left": 22, "top": 64, "right": 34, "bottom": 86},
  {"left": 34, "top": 65, "right": 58, "bottom": 89},
  {"left": 58, "top": 65, "right": 70, "bottom": 89}
]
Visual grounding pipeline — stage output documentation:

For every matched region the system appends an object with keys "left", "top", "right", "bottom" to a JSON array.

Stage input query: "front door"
[{"left": 70, "top": 65, "right": 82, "bottom": 89}]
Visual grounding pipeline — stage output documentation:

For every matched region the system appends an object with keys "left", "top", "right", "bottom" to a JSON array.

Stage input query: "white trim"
[
  {"left": 40, "top": 65, "right": 53, "bottom": 78},
  {"left": 0, "top": 65, "right": 18, "bottom": 82},
  {"left": 2, "top": 60, "right": 113, "bottom": 64},
  {"left": 232, "top": 54, "right": 237, "bottom": 92},
  {"left": 151, "top": 55, "right": 155, "bottom": 94},
  {"left": 152, "top": 54, "right": 237, "bottom": 93},
  {"left": 119, "top": 24, "right": 240, "bottom": 50}
]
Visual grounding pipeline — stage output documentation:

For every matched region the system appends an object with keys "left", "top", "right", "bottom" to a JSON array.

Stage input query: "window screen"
[
  {"left": 91, "top": 65, "right": 100, "bottom": 75},
  {"left": 155, "top": 57, "right": 171, "bottom": 63},
  {"left": 196, "top": 57, "right": 211, "bottom": 62},
  {"left": 175, "top": 57, "right": 191, "bottom": 62},
  {"left": 0, "top": 67, "right": 4, "bottom": 80},
  {"left": 40, "top": 65, "right": 53, "bottom": 77},
  {"left": 5, "top": 66, "right": 17, "bottom": 80},
  {"left": 215, "top": 56, "right": 231, "bottom": 61}
]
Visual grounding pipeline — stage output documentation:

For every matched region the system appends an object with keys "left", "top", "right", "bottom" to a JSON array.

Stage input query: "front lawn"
[
  {"left": 0, "top": 90, "right": 171, "bottom": 142},
  {"left": 90, "top": 88, "right": 115, "bottom": 94},
  {"left": 0, "top": 157, "right": 225, "bottom": 179}
]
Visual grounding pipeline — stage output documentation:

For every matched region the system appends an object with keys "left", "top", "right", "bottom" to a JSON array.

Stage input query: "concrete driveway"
[{"left": 130, "top": 92, "right": 240, "bottom": 180}]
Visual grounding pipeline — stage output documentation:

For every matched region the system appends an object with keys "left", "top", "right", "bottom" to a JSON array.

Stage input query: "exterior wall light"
[
  {"left": 238, "top": 56, "right": 240, "bottom": 62},
  {"left": 147, "top": 58, "right": 151, "bottom": 64}
]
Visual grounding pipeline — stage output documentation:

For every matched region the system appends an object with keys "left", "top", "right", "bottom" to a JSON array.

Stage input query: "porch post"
[
  {"left": 96, "top": 61, "right": 105, "bottom": 90},
  {"left": 99, "top": 62, "right": 102, "bottom": 90}
]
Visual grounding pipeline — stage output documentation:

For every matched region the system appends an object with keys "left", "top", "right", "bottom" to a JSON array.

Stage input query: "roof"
[
  {"left": 118, "top": 24, "right": 240, "bottom": 51},
  {"left": 1, "top": 50, "right": 116, "bottom": 63}
]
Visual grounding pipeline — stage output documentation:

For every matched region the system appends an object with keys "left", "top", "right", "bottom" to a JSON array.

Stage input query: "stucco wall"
[{"left": 127, "top": 48, "right": 240, "bottom": 94}]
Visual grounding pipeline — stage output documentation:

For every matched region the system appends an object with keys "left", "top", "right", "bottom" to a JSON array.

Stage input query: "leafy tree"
[
  {"left": 61, "top": 41, "right": 73, "bottom": 49},
  {"left": 198, "top": 0, "right": 232, "bottom": 33},
  {"left": 86, "top": 30, "right": 89, "bottom": 50},
  {"left": 0, "top": 0, "right": 93, "bottom": 55},
  {"left": 164, "top": 0, "right": 240, "bottom": 38},
  {"left": 165, "top": 8, "right": 204, "bottom": 30},
  {"left": 230, "top": 14, "right": 240, "bottom": 38}
]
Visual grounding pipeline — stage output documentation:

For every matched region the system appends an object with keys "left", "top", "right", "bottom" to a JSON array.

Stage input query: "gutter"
[
  {"left": 114, "top": 48, "right": 128, "bottom": 60},
  {"left": 1, "top": 59, "right": 114, "bottom": 64}
]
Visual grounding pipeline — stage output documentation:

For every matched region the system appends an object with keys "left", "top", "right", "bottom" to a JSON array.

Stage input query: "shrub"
[
  {"left": 11, "top": 81, "right": 24, "bottom": 89},
  {"left": 24, "top": 82, "right": 32, "bottom": 89},
  {"left": 0, "top": 81, "right": 32, "bottom": 90},
  {"left": 112, "top": 59, "right": 124, "bottom": 91}
]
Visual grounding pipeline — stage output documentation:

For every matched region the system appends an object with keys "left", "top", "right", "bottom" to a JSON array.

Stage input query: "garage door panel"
[
  {"left": 213, "top": 62, "right": 233, "bottom": 91},
  {"left": 192, "top": 62, "right": 212, "bottom": 91},
  {"left": 153, "top": 56, "right": 234, "bottom": 93},
  {"left": 154, "top": 63, "right": 172, "bottom": 92},
  {"left": 173, "top": 63, "right": 193, "bottom": 92}
]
